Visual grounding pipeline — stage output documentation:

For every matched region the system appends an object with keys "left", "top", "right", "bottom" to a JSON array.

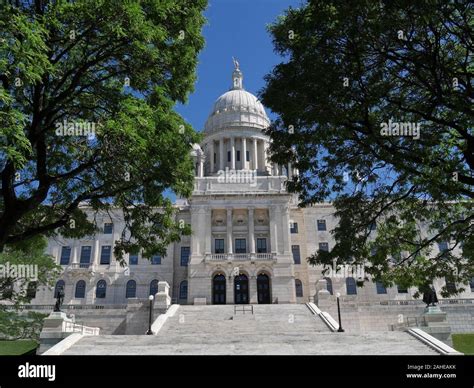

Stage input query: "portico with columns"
[{"left": 188, "top": 62, "right": 296, "bottom": 304}]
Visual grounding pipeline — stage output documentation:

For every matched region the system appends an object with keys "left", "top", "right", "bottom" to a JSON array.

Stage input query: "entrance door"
[
  {"left": 213, "top": 274, "right": 226, "bottom": 304},
  {"left": 257, "top": 273, "right": 271, "bottom": 304},
  {"left": 234, "top": 274, "right": 249, "bottom": 304}
]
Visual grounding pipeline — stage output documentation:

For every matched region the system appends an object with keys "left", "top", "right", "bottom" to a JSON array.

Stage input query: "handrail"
[
  {"left": 62, "top": 320, "right": 100, "bottom": 335},
  {"left": 234, "top": 305, "right": 254, "bottom": 315},
  {"left": 67, "top": 263, "right": 93, "bottom": 269}
]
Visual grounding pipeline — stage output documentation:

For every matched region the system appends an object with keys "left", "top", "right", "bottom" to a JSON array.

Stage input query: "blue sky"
[{"left": 175, "top": 0, "right": 304, "bottom": 131}]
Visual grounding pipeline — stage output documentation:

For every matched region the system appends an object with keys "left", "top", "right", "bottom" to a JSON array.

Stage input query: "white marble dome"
[{"left": 204, "top": 68, "right": 270, "bottom": 133}]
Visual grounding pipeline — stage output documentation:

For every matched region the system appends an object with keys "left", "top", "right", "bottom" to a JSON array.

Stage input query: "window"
[
  {"left": 96, "top": 280, "right": 107, "bottom": 299},
  {"left": 129, "top": 253, "right": 138, "bottom": 265},
  {"left": 235, "top": 239, "right": 246, "bottom": 254},
  {"left": 100, "top": 246, "right": 111, "bottom": 265},
  {"left": 346, "top": 277, "right": 357, "bottom": 295},
  {"left": 324, "top": 277, "right": 333, "bottom": 295},
  {"left": 256, "top": 238, "right": 267, "bottom": 253},
  {"left": 126, "top": 280, "right": 136, "bottom": 298},
  {"left": 438, "top": 241, "right": 449, "bottom": 253},
  {"left": 75, "top": 280, "right": 86, "bottom": 299},
  {"left": 103, "top": 222, "right": 113, "bottom": 234},
  {"left": 290, "top": 222, "right": 298, "bottom": 234},
  {"left": 295, "top": 279, "right": 303, "bottom": 297},
  {"left": 151, "top": 255, "right": 161, "bottom": 265},
  {"left": 149, "top": 279, "right": 159, "bottom": 296},
  {"left": 227, "top": 151, "right": 231, "bottom": 162},
  {"left": 317, "top": 219, "right": 326, "bottom": 231},
  {"left": 26, "top": 282, "right": 37, "bottom": 299},
  {"left": 80, "top": 246, "right": 92, "bottom": 266},
  {"left": 60, "top": 246, "right": 71, "bottom": 265},
  {"left": 181, "top": 247, "right": 190, "bottom": 266},
  {"left": 292, "top": 245, "right": 301, "bottom": 264},
  {"left": 470, "top": 278, "right": 474, "bottom": 292},
  {"left": 376, "top": 281, "right": 387, "bottom": 294},
  {"left": 215, "top": 239, "right": 225, "bottom": 254},
  {"left": 179, "top": 280, "right": 188, "bottom": 300},
  {"left": 445, "top": 278, "right": 457, "bottom": 293},
  {"left": 2, "top": 280, "right": 13, "bottom": 299},
  {"left": 214, "top": 153, "right": 216, "bottom": 164},
  {"left": 236, "top": 150, "right": 241, "bottom": 162},
  {"left": 246, "top": 151, "right": 250, "bottom": 162},
  {"left": 319, "top": 242, "right": 329, "bottom": 252},
  {"left": 397, "top": 285, "right": 408, "bottom": 293}
]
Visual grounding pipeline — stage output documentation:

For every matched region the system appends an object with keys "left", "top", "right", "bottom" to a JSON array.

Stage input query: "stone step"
[
  {"left": 60, "top": 304, "right": 437, "bottom": 355},
  {"left": 63, "top": 331, "right": 437, "bottom": 355}
]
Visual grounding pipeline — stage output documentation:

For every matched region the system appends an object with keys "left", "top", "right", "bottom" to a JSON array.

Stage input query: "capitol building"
[{"left": 31, "top": 65, "right": 472, "bottom": 308}]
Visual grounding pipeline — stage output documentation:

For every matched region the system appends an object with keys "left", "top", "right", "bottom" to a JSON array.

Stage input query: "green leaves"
[
  {"left": 263, "top": 0, "right": 473, "bottom": 295},
  {"left": 0, "top": 0, "right": 207, "bottom": 262}
]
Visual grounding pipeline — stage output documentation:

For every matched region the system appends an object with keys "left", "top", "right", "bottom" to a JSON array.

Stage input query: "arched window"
[
  {"left": 149, "top": 279, "right": 159, "bottom": 296},
  {"left": 295, "top": 279, "right": 303, "bottom": 297},
  {"left": 126, "top": 280, "right": 137, "bottom": 298},
  {"left": 346, "top": 277, "right": 357, "bottom": 295},
  {"left": 179, "top": 281, "right": 188, "bottom": 300},
  {"left": 445, "top": 278, "right": 457, "bottom": 294},
  {"left": 96, "top": 280, "right": 107, "bottom": 299},
  {"left": 470, "top": 278, "right": 474, "bottom": 292},
  {"left": 324, "top": 277, "right": 333, "bottom": 295},
  {"left": 54, "top": 280, "right": 65, "bottom": 298},
  {"left": 397, "top": 285, "right": 408, "bottom": 293},
  {"left": 2, "top": 279, "right": 13, "bottom": 299},
  {"left": 26, "top": 281, "right": 37, "bottom": 299},
  {"left": 375, "top": 281, "right": 387, "bottom": 294},
  {"left": 75, "top": 280, "right": 86, "bottom": 299}
]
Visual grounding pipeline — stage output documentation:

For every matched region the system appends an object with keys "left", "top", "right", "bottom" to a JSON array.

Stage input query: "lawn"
[
  {"left": 0, "top": 340, "right": 38, "bottom": 355},
  {"left": 452, "top": 334, "right": 474, "bottom": 355}
]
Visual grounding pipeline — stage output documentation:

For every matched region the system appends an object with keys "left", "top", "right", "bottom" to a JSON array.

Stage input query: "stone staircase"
[{"left": 61, "top": 304, "right": 438, "bottom": 355}]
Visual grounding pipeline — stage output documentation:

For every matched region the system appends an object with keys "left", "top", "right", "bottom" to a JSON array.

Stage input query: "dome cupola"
[{"left": 204, "top": 61, "right": 270, "bottom": 134}]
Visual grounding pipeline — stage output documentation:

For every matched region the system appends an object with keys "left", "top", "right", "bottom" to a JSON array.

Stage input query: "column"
[
  {"left": 231, "top": 137, "right": 236, "bottom": 170},
  {"left": 226, "top": 207, "right": 233, "bottom": 255},
  {"left": 71, "top": 244, "right": 79, "bottom": 264},
  {"left": 190, "top": 207, "right": 201, "bottom": 259},
  {"left": 269, "top": 206, "right": 278, "bottom": 254},
  {"left": 281, "top": 204, "right": 291, "bottom": 255},
  {"left": 253, "top": 138, "right": 258, "bottom": 171},
  {"left": 198, "top": 153, "right": 204, "bottom": 177},
  {"left": 288, "top": 163, "right": 293, "bottom": 179},
  {"left": 209, "top": 141, "right": 214, "bottom": 174},
  {"left": 263, "top": 141, "right": 268, "bottom": 172},
  {"left": 204, "top": 206, "right": 212, "bottom": 255},
  {"left": 242, "top": 137, "right": 247, "bottom": 169},
  {"left": 219, "top": 138, "right": 224, "bottom": 171},
  {"left": 93, "top": 239, "right": 100, "bottom": 266},
  {"left": 248, "top": 207, "right": 255, "bottom": 255}
]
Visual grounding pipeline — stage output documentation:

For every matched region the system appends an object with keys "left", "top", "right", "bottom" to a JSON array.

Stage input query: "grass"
[
  {"left": 0, "top": 340, "right": 38, "bottom": 355},
  {"left": 452, "top": 334, "right": 474, "bottom": 355}
]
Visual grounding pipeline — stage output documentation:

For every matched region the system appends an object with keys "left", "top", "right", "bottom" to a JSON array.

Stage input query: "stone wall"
[{"left": 318, "top": 298, "right": 474, "bottom": 334}]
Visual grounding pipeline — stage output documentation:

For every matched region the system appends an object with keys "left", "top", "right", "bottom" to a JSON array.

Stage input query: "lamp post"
[
  {"left": 146, "top": 295, "right": 154, "bottom": 335},
  {"left": 336, "top": 292, "right": 344, "bottom": 332}
]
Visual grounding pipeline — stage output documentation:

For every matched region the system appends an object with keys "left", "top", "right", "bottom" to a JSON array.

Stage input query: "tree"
[
  {"left": 0, "top": 236, "right": 61, "bottom": 306},
  {"left": 0, "top": 236, "right": 59, "bottom": 341},
  {"left": 261, "top": 0, "right": 474, "bottom": 295},
  {"left": 0, "top": 0, "right": 206, "bottom": 260}
]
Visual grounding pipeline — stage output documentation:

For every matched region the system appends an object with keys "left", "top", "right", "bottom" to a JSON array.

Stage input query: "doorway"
[
  {"left": 257, "top": 273, "right": 271, "bottom": 304},
  {"left": 213, "top": 274, "right": 226, "bottom": 304},
  {"left": 234, "top": 274, "right": 249, "bottom": 304}
]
